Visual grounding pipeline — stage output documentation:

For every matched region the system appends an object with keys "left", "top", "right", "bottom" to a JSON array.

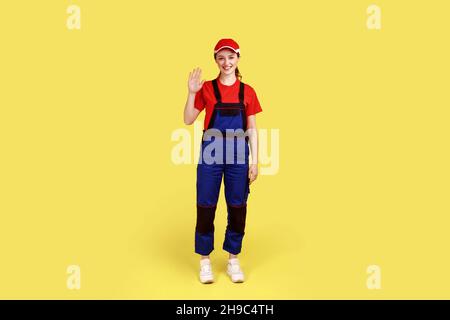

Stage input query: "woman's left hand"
[{"left": 248, "top": 164, "right": 258, "bottom": 185}]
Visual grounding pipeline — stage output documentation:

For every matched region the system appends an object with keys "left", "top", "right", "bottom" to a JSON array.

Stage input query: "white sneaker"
[
  {"left": 227, "top": 258, "right": 245, "bottom": 283},
  {"left": 199, "top": 258, "right": 214, "bottom": 284}
]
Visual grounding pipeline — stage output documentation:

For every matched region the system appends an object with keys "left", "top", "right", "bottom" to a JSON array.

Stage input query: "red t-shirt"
[{"left": 194, "top": 77, "right": 262, "bottom": 130}]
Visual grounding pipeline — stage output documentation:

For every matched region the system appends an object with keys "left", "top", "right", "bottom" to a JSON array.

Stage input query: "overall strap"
[
  {"left": 239, "top": 82, "right": 247, "bottom": 131},
  {"left": 211, "top": 79, "right": 222, "bottom": 104},
  {"left": 239, "top": 82, "right": 245, "bottom": 104}
]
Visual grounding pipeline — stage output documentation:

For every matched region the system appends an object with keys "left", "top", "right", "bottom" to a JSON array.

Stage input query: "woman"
[{"left": 183, "top": 38, "right": 262, "bottom": 284}]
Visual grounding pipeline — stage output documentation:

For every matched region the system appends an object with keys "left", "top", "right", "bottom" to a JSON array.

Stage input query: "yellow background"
[{"left": 1, "top": 0, "right": 449, "bottom": 299}]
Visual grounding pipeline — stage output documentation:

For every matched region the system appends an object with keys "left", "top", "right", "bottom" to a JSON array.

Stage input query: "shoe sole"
[
  {"left": 227, "top": 271, "right": 244, "bottom": 283},
  {"left": 200, "top": 277, "right": 214, "bottom": 284}
]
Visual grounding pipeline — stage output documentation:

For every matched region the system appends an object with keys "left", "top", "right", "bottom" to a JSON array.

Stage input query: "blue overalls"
[{"left": 195, "top": 79, "right": 250, "bottom": 256}]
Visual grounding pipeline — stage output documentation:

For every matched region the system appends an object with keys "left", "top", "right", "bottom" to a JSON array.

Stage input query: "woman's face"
[{"left": 215, "top": 49, "right": 240, "bottom": 76}]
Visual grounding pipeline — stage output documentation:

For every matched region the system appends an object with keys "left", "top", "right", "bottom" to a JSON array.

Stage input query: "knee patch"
[
  {"left": 227, "top": 204, "right": 247, "bottom": 234},
  {"left": 196, "top": 205, "right": 216, "bottom": 233}
]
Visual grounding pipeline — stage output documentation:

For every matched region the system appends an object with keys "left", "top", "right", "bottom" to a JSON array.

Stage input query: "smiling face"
[{"left": 215, "top": 49, "right": 240, "bottom": 76}]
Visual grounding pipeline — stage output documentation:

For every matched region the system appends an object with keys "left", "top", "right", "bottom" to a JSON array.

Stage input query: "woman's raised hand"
[{"left": 188, "top": 67, "right": 205, "bottom": 94}]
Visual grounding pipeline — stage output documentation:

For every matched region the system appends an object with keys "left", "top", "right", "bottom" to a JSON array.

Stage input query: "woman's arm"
[
  {"left": 184, "top": 68, "right": 204, "bottom": 125},
  {"left": 247, "top": 115, "right": 259, "bottom": 184},
  {"left": 184, "top": 92, "right": 201, "bottom": 125}
]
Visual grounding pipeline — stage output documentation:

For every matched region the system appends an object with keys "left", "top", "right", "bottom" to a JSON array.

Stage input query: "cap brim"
[{"left": 214, "top": 46, "right": 240, "bottom": 54}]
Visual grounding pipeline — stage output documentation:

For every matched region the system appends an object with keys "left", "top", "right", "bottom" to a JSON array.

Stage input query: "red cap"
[{"left": 214, "top": 38, "right": 240, "bottom": 55}]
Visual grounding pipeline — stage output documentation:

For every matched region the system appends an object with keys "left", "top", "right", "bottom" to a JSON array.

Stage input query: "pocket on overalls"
[{"left": 218, "top": 109, "right": 240, "bottom": 116}]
